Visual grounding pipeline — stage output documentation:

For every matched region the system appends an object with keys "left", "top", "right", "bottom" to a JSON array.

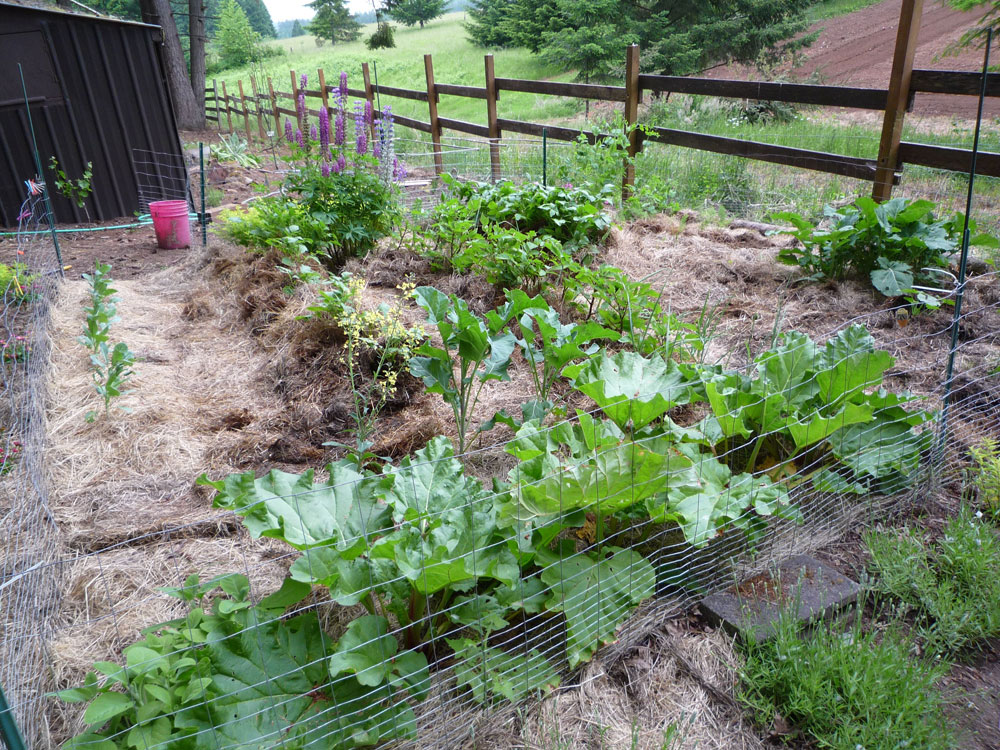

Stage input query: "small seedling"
[{"left": 49, "top": 156, "right": 93, "bottom": 221}]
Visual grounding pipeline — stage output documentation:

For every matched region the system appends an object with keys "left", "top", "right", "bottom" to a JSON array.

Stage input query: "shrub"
[{"left": 968, "top": 437, "right": 1000, "bottom": 521}]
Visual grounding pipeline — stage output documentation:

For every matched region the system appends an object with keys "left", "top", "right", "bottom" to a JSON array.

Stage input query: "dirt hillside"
[{"left": 709, "top": 0, "right": 997, "bottom": 118}]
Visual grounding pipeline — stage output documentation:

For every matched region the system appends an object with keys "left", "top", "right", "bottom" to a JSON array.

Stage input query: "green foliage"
[
  {"left": 738, "top": 600, "right": 954, "bottom": 750},
  {"left": 308, "top": 0, "right": 362, "bottom": 44},
  {"left": 774, "top": 197, "right": 999, "bottom": 305},
  {"left": 968, "top": 437, "right": 1000, "bottom": 521},
  {"left": 538, "top": 546, "right": 655, "bottom": 668},
  {"left": 55, "top": 575, "right": 346, "bottom": 750},
  {"left": 0, "top": 262, "right": 36, "bottom": 302},
  {"left": 79, "top": 263, "right": 135, "bottom": 421},
  {"left": 447, "top": 638, "right": 560, "bottom": 704},
  {"left": 408, "top": 286, "right": 521, "bottom": 452},
  {"left": 466, "top": 0, "right": 815, "bottom": 78},
  {"left": 866, "top": 506, "right": 1000, "bottom": 657},
  {"left": 48, "top": 156, "right": 93, "bottom": 219},
  {"left": 221, "top": 199, "right": 329, "bottom": 257},
  {"left": 212, "top": 133, "right": 262, "bottom": 167},
  {"left": 700, "top": 324, "right": 933, "bottom": 487},
  {"left": 389, "top": 0, "right": 449, "bottom": 27},
  {"left": 216, "top": 0, "right": 262, "bottom": 69},
  {"left": 942, "top": 0, "right": 1000, "bottom": 55},
  {"left": 366, "top": 20, "right": 397, "bottom": 49}
]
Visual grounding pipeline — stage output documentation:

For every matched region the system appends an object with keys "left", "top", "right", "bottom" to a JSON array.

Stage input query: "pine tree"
[
  {"left": 291, "top": 19, "right": 305, "bottom": 36},
  {"left": 389, "top": 0, "right": 449, "bottom": 28},
  {"left": 237, "top": 0, "right": 276, "bottom": 37},
  {"left": 464, "top": 0, "right": 516, "bottom": 48},
  {"left": 308, "top": 0, "right": 362, "bottom": 44}
]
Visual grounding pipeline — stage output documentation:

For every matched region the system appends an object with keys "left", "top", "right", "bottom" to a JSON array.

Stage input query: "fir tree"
[
  {"left": 389, "top": 0, "right": 449, "bottom": 28},
  {"left": 308, "top": 0, "right": 362, "bottom": 44}
]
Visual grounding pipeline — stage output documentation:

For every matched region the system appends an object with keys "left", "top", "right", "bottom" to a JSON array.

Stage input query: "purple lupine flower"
[
  {"left": 310, "top": 124, "right": 318, "bottom": 142},
  {"left": 393, "top": 157, "right": 407, "bottom": 181},
  {"left": 364, "top": 100, "right": 373, "bottom": 128},
  {"left": 339, "top": 71, "right": 348, "bottom": 98},
  {"left": 334, "top": 153, "right": 346, "bottom": 174},
  {"left": 319, "top": 105, "right": 330, "bottom": 155},
  {"left": 284, "top": 118, "right": 294, "bottom": 143},
  {"left": 373, "top": 116, "right": 383, "bottom": 160},
  {"left": 334, "top": 108, "right": 346, "bottom": 147},
  {"left": 322, "top": 162, "right": 332, "bottom": 177},
  {"left": 296, "top": 128, "right": 305, "bottom": 149},
  {"left": 354, "top": 102, "right": 368, "bottom": 155},
  {"left": 297, "top": 90, "right": 307, "bottom": 135},
  {"left": 300, "top": 73, "right": 308, "bottom": 90}
]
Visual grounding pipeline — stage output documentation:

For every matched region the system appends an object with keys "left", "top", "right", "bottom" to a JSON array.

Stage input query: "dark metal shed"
[{"left": 0, "top": 1, "right": 186, "bottom": 227}]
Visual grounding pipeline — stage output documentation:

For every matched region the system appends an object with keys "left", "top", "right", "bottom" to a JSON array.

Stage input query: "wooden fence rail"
[{"left": 205, "top": 2, "right": 1000, "bottom": 201}]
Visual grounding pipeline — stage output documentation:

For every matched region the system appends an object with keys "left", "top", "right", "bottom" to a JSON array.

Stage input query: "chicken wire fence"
[
  {"left": 0, "top": 183, "right": 64, "bottom": 749},
  {"left": 3, "top": 127, "right": 1000, "bottom": 750}
]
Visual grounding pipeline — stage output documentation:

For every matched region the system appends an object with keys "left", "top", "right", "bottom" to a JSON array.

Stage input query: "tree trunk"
[
  {"left": 419, "top": 20, "right": 424, "bottom": 28},
  {"left": 188, "top": 0, "right": 206, "bottom": 118},
  {"left": 139, "top": 0, "right": 203, "bottom": 129}
]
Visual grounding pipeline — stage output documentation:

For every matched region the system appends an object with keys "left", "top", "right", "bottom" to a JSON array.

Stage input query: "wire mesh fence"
[{"left": 0, "top": 183, "right": 64, "bottom": 749}]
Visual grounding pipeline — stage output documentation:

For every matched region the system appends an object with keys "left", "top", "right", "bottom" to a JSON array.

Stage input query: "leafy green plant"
[
  {"left": 866, "top": 506, "right": 1000, "bottom": 657},
  {"left": 79, "top": 263, "right": 135, "bottom": 420},
  {"left": 0, "top": 436, "right": 21, "bottom": 476},
  {"left": 444, "top": 175, "right": 613, "bottom": 250},
  {"left": 774, "top": 197, "right": 999, "bottom": 305},
  {"left": 212, "top": 133, "right": 262, "bottom": 168},
  {"left": 87, "top": 341, "right": 136, "bottom": 421},
  {"left": 49, "top": 156, "right": 93, "bottom": 221},
  {"left": 54, "top": 575, "right": 352, "bottom": 749},
  {"left": 1, "top": 334, "right": 30, "bottom": 364},
  {"left": 738, "top": 598, "right": 954, "bottom": 750},
  {"left": 698, "top": 324, "right": 933, "bottom": 489},
  {"left": 221, "top": 200, "right": 330, "bottom": 258},
  {"left": 407, "top": 286, "right": 521, "bottom": 453}
]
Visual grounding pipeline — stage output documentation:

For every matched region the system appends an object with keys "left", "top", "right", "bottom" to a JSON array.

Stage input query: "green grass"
[
  {"left": 212, "top": 12, "right": 584, "bottom": 126},
  {"left": 738, "top": 601, "right": 954, "bottom": 750},
  {"left": 865, "top": 506, "right": 1000, "bottom": 658},
  {"left": 804, "top": 0, "right": 886, "bottom": 23}
]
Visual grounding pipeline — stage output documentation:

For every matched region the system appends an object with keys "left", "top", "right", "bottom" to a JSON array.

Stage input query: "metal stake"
[
  {"left": 199, "top": 142, "right": 207, "bottom": 246},
  {"left": 18, "top": 63, "right": 64, "bottom": 275},
  {"left": 938, "top": 27, "right": 992, "bottom": 459},
  {"left": 542, "top": 128, "right": 547, "bottom": 186},
  {"left": 0, "top": 682, "right": 27, "bottom": 750}
]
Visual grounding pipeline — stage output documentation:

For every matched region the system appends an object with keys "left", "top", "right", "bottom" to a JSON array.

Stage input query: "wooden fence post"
[
  {"left": 250, "top": 77, "right": 266, "bottom": 139},
  {"left": 873, "top": 0, "right": 924, "bottom": 201},
  {"left": 212, "top": 79, "right": 220, "bottom": 131},
  {"left": 268, "top": 77, "right": 281, "bottom": 134},
  {"left": 424, "top": 54, "right": 444, "bottom": 175},
  {"left": 622, "top": 44, "right": 641, "bottom": 202},
  {"left": 362, "top": 62, "right": 377, "bottom": 141},
  {"left": 290, "top": 69, "right": 302, "bottom": 136},
  {"left": 318, "top": 67, "right": 329, "bottom": 113},
  {"left": 238, "top": 80, "right": 253, "bottom": 142},
  {"left": 485, "top": 54, "right": 501, "bottom": 182},
  {"left": 221, "top": 80, "right": 233, "bottom": 133}
]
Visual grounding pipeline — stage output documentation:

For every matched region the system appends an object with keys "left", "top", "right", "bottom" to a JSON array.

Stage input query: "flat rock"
[{"left": 700, "top": 555, "right": 860, "bottom": 642}]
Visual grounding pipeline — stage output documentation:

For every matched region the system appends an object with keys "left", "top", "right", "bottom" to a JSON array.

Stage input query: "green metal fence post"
[
  {"left": 0, "top": 683, "right": 27, "bottom": 750},
  {"left": 199, "top": 142, "right": 207, "bottom": 246},
  {"left": 542, "top": 128, "right": 547, "bottom": 186}
]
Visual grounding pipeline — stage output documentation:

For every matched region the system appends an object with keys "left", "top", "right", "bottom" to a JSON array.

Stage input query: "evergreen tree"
[
  {"left": 237, "top": 0, "right": 276, "bottom": 37},
  {"left": 291, "top": 19, "right": 306, "bottom": 36},
  {"left": 389, "top": 0, "right": 449, "bottom": 28},
  {"left": 308, "top": 0, "right": 362, "bottom": 44},
  {"left": 215, "top": 0, "right": 260, "bottom": 68},
  {"left": 467, "top": 0, "right": 815, "bottom": 76}
]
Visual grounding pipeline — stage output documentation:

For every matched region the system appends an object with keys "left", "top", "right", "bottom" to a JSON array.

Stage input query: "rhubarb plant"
[{"left": 408, "top": 286, "right": 521, "bottom": 453}]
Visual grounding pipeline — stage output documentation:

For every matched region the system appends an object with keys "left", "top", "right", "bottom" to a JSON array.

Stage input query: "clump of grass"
[
  {"left": 738, "top": 602, "right": 953, "bottom": 750},
  {"left": 967, "top": 438, "right": 1000, "bottom": 521},
  {"left": 866, "top": 506, "right": 1000, "bottom": 657}
]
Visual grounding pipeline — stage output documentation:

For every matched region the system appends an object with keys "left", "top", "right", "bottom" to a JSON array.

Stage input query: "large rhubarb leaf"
[
  {"left": 447, "top": 637, "right": 560, "bottom": 705},
  {"left": 370, "top": 437, "right": 519, "bottom": 593},
  {"left": 198, "top": 462, "right": 391, "bottom": 554},
  {"left": 501, "top": 416, "right": 693, "bottom": 548},
  {"left": 566, "top": 350, "right": 694, "bottom": 431},
  {"left": 539, "top": 546, "right": 655, "bottom": 668}
]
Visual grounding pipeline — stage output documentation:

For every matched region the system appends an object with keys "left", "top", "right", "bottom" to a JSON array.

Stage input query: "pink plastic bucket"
[{"left": 149, "top": 200, "right": 191, "bottom": 249}]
